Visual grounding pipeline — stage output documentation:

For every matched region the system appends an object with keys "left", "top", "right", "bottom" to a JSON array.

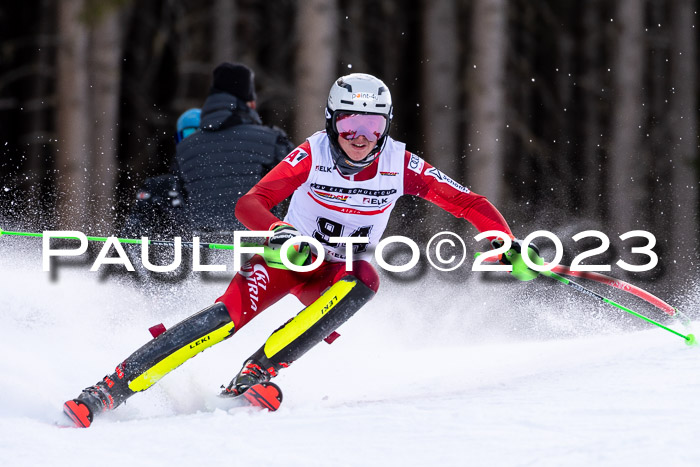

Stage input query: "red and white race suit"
[{"left": 217, "top": 131, "right": 512, "bottom": 329}]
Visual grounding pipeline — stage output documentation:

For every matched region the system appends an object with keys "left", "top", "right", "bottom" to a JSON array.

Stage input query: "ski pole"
[
  {"left": 477, "top": 254, "right": 689, "bottom": 325},
  {"left": 0, "top": 227, "right": 310, "bottom": 270},
  {"left": 548, "top": 265, "right": 681, "bottom": 317},
  {"left": 0, "top": 227, "right": 259, "bottom": 250},
  {"left": 540, "top": 269, "right": 696, "bottom": 346}
]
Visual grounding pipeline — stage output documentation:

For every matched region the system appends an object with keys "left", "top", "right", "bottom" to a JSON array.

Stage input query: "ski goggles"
[{"left": 333, "top": 112, "right": 387, "bottom": 142}]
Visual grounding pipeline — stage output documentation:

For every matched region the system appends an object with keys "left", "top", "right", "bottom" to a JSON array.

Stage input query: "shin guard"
[
  {"left": 98, "top": 302, "right": 235, "bottom": 409},
  {"left": 249, "top": 276, "right": 375, "bottom": 374}
]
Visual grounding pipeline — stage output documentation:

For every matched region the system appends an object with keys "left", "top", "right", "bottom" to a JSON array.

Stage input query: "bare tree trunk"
[
  {"left": 608, "top": 0, "right": 646, "bottom": 236},
  {"left": 668, "top": 0, "right": 698, "bottom": 259},
  {"left": 56, "top": 0, "right": 91, "bottom": 229},
  {"left": 422, "top": 0, "right": 458, "bottom": 172},
  {"left": 26, "top": 0, "right": 54, "bottom": 222},
  {"left": 294, "top": 0, "right": 338, "bottom": 142},
  {"left": 213, "top": 0, "right": 235, "bottom": 65},
  {"left": 88, "top": 9, "right": 123, "bottom": 234},
  {"left": 553, "top": 5, "right": 577, "bottom": 209},
  {"left": 172, "top": 3, "right": 211, "bottom": 111},
  {"left": 467, "top": 0, "right": 507, "bottom": 204},
  {"left": 343, "top": 2, "right": 368, "bottom": 73},
  {"left": 509, "top": 2, "right": 537, "bottom": 218},
  {"left": 421, "top": 0, "right": 459, "bottom": 230},
  {"left": 581, "top": 0, "right": 603, "bottom": 217}
]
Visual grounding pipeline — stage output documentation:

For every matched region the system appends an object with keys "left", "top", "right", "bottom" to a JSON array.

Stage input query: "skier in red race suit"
[{"left": 63, "top": 73, "right": 542, "bottom": 427}]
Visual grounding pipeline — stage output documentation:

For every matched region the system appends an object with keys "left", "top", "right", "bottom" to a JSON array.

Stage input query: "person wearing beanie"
[
  {"left": 210, "top": 62, "right": 257, "bottom": 103},
  {"left": 174, "top": 62, "right": 293, "bottom": 235}
]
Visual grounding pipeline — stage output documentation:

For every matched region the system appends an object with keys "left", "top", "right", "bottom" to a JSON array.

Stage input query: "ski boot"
[
  {"left": 221, "top": 357, "right": 278, "bottom": 397},
  {"left": 220, "top": 354, "right": 285, "bottom": 411},
  {"left": 63, "top": 374, "right": 130, "bottom": 428}
]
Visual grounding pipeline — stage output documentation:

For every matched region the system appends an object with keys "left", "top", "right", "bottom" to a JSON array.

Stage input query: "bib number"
[{"left": 313, "top": 217, "right": 372, "bottom": 253}]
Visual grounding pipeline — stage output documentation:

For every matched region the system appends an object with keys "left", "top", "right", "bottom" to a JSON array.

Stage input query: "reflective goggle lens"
[{"left": 334, "top": 113, "right": 387, "bottom": 142}]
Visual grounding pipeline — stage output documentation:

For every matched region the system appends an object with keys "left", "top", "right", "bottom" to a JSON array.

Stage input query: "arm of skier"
[
  {"left": 403, "top": 152, "right": 513, "bottom": 238},
  {"left": 235, "top": 143, "right": 312, "bottom": 230},
  {"left": 403, "top": 152, "right": 545, "bottom": 280}
]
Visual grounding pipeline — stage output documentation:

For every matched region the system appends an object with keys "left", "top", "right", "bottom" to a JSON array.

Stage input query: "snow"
[{"left": 1, "top": 240, "right": 699, "bottom": 467}]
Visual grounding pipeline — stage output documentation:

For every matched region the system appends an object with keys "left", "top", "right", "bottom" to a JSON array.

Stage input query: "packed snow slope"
[{"left": 1, "top": 238, "right": 699, "bottom": 467}]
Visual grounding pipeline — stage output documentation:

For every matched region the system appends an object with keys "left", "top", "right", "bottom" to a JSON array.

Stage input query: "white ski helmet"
[{"left": 325, "top": 73, "right": 393, "bottom": 175}]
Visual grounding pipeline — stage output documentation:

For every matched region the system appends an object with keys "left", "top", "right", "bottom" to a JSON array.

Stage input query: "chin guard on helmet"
[{"left": 325, "top": 73, "right": 393, "bottom": 176}]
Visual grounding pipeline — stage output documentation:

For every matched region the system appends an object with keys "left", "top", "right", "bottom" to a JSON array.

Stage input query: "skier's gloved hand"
[
  {"left": 263, "top": 222, "right": 312, "bottom": 269},
  {"left": 491, "top": 238, "right": 543, "bottom": 281}
]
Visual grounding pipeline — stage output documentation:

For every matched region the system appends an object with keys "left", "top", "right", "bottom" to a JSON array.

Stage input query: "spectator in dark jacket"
[
  {"left": 120, "top": 108, "right": 201, "bottom": 239},
  {"left": 175, "top": 63, "right": 294, "bottom": 234}
]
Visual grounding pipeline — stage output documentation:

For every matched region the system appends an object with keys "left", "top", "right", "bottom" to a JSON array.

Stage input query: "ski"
[
  {"left": 60, "top": 381, "right": 283, "bottom": 428},
  {"left": 55, "top": 419, "right": 81, "bottom": 429}
]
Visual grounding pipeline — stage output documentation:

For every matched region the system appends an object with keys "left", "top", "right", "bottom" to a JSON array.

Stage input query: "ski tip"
[
  {"left": 62, "top": 400, "right": 93, "bottom": 428},
  {"left": 55, "top": 418, "right": 81, "bottom": 429},
  {"left": 243, "top": 382, "right": 283, "bottom": 412}
]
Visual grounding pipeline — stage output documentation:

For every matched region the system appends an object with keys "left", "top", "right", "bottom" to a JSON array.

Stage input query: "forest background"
[{"left": 0, "top": 0, "right": 697, "bottom": 284}]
